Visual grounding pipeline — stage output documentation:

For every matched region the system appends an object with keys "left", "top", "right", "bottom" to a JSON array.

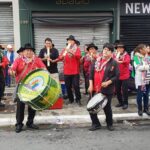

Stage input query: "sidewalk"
[{"left": 0, "top": 87, "right": 150, "bottom": 127}]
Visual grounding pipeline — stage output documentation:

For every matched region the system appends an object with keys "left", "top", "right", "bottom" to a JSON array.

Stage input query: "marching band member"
[
  {"left": 58, "top": 35, "right": 82, "bottom": 106},
  {"left": 0, "top": 46, "right": 8, "bottom": 107},
  {"left": 88, "top": 43, "right": 119, "bottom": 131},
  {"left": 39, "top": 38, "right": 59, "bottom": 81},
  {"left": 114, "top": 42, "right": 130, "bottom": 109},
  {"left": 9, "top": 43, "right": 46, "bottom": 133}
]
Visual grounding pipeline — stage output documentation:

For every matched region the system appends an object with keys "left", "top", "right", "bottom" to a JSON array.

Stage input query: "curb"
[{"left": 0, "top": 113, "right": 150, "bottom": 127}]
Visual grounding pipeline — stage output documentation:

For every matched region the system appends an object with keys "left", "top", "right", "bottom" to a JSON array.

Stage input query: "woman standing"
[{"left": 133, "top": 44, "right": 150, "bottom": 116}]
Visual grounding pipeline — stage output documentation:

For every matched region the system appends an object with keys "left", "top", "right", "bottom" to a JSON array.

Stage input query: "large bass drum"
[
  {"left": 87, "top": 93, "right": 107, "bottom": 114},
  {"left": 17, "top": 69, "right": 61, "bottom": 110}
]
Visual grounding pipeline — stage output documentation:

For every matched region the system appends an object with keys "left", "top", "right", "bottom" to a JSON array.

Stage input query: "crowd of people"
[{"left": 0, "top": 35, "right": 150, "bottom": 133}]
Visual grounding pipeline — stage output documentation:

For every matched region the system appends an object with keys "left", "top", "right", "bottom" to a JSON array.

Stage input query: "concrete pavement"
[{"left": 0, "top": 87, "right": 150, "bottom": 127}]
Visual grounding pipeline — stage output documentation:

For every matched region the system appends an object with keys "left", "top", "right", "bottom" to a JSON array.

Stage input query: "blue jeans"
[
  {"left": 5, "top": 67, "right": 11, "bottom": 86},
  {"left": 136, "top": 85, "right": 150, "bottom": 111}
]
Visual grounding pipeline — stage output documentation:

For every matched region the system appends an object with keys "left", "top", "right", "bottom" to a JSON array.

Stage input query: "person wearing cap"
[
  {"left": 9, "top": 43, "right": 46, "bottom": 133},
  {"left": 39, "top": 37, "right": 59, "bottom": 81},
  {"left": 88, "top": 43, "right": 119, "bottom": 131},
  {"left": 4, "top": 44, "right": 17, "bottom": 87},
  {"left": 81, "top": 43, "right": 98, "bottom": 95},
  {"left": 114, "top": 42, "right": 130, "bottom": 109},
  {"left": 0, "top": 46, "right": 9, "bottom": 107},
  {"left": 58, "top": 35, "right": 82, "bottom": 106}
]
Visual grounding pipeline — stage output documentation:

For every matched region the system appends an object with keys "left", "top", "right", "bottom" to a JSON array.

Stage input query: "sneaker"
[
  {"left": 122, "top": 104, "right": 128, "bottom": 110},
  {"left": 26, "top": 124, "right": 39, "bottom": 130},
  {"left": 138, "top": 110, "right": 143, "bottom": 116},
  {"left": 115, "top": 103, "right": 123, "bottom": 107},
  {"left": 107, "top": 125, "right": 114, "bottom": 131},
  {"left": 89, "top": 125, "right": 101, "bottom": 131},
  {"left": 143, "top": 110, "right": 150, "bottom": 116}
]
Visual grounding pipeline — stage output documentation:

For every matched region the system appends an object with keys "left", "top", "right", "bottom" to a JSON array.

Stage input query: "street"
[{"left": 0, "top": 123, "right": 150, "bottom": 150}]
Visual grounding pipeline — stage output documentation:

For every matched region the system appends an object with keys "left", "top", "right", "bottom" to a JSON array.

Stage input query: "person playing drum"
[
  {"left": 88, "top": 43, "right": 119, "bottom": 131},
  {"left": 9, "top": 43, "right": 46, "bottom": 133}
]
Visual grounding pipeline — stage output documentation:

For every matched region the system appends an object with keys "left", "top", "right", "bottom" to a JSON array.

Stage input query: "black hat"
[
  {"left": 23, "top": 43, "right": 35, "bottom": 52},
  {"left": 76, "top": 40, "right": 80, "bottom": 46},
  {"left": 17, "top": 47, "right": 24, "bottom": 53},
  {"left": 66, "top": 35, "right": 77, "bottom": 42},
  {"left": 103, "top": 43, "right": 114, "bottom": 52},
  {"left": 87, "top": 43, "right": 98, "bottom": 51}
]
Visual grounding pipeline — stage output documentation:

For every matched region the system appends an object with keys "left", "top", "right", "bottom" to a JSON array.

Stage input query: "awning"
[{"left": 32, "top": 12, "right": 113, "bottom": 25}]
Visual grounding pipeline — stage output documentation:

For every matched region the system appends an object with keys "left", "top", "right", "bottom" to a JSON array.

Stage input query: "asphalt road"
[{"left": 0, "top": 123, "right": 150, "bottom": 150}]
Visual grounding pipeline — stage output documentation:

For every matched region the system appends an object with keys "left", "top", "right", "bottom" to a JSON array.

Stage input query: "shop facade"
[
  {"left": 120, "top": 0, "right": 150, "bottom": 53},
  {"left": 19, "top": 0, "right": 118, "bottom": 53},
  {"left": 0, "top": 0, "right": 20, "bottom": 49}
]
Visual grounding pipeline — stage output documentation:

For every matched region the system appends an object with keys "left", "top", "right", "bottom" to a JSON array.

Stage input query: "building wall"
[{"left": 19, "top": 0, "right": 118, "bottom": 46}]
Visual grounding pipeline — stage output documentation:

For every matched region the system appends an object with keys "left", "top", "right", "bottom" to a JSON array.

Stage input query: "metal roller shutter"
[
  {"left": 33, "top": 24, "right": 110, "bottom": 54},
  {"left": 0, "top": 3, "right": 14, "bottom": 45},
  {"left": 120, "top": 16, "right": 150, "bottom": 54}
]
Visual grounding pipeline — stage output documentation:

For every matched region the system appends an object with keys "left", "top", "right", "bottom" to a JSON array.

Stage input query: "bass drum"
[
  {"left": 17, "top": 69, "right": 61, "bottom": 110},
  {"left": 87, "top": 93, "right": 107, "bottom": 114}
]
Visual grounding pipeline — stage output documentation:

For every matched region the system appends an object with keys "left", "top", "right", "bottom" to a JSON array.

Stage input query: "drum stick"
[
  {"left": 47, "top": 48, "right": 50, "bottom": 66},
  {"left": 116, "top": 51, "right": 120, "bottom": 59}
]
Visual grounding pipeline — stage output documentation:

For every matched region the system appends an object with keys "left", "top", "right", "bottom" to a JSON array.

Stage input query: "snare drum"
[
  {"left": 17, "top": 69, "right": 61, "bottom": 110},
  {"left": 87, "top": 93, "right": 107, "bottom": 114}
]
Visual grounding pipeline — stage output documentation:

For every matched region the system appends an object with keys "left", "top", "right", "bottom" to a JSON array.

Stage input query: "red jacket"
[
  {"left": 59, "top": 47, "right": 81, "bottom": 75},
  {"left": 10, "top": 56, "right": 46, "bottom": 83},
  {"left": 116, "top": 53, "right": 130, "bottom": 80}
]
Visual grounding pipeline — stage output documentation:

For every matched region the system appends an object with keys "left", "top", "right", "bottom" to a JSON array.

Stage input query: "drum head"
[
  {"left": 18, "top": 69, "right": 50, "bottom": 102},
  {"left": 87, "top": 93, "right": 107, "bottom": 111}
]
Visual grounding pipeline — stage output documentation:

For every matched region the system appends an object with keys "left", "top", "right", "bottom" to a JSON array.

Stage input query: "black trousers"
[
  {"left": 89, "top": 94, "right": 113, "bottom": 126},
  {"left": 116, "top": 79, "right": 129, "bottom": 105},
  {"left": 64, "top": 74, "right": 81, "bottom": 103},
  {"left": 0, "top": 70, "right": 5, "bottom": 100},
  {"left": 83, "top": 71, "right": 89, "bottom": 94},
  {"left": 16, "top": 100, "right": 36, "bottom": 126}
]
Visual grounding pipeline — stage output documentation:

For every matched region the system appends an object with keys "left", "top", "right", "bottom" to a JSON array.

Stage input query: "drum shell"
[{"left": 18, "top": 69, "right": 61, "bottom": 110}]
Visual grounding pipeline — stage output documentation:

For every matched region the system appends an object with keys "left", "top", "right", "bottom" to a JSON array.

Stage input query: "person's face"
[
  {"left": 8, "top": 48, "right": 13, "bottom": 52},
  {"left": 45, "top": 40, "right": 52, "bottom": 48},
  {"left": 146, "top": 46, "right": 150, "bottom": 54},
  {"left": 23, "top": 49, "right": 34, "bottom": 58},
  {"left": 67, "top": 39, "right": 75, "bottom": 45},
  {"left": 116, "top": 47, "right": 124, "bottom": 54},
  {"left": 89, "top": 47, "right": 97, "bottom": 55},
  {"left": 103, "top": 47, "right": 112, "bottom": 58}
]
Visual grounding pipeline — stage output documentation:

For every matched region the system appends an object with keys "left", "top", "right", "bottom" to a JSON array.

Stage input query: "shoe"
[
  {"left": 107, "top": 125, "right": 114, "bottom": 131},
  {"left": 143, "top": 110, "right": 150, "bottom": 116},
  {"left": 27, "top": 124, "right": 39, "bottom": 129},
  {"left": 66, "top": 101, "right": 73, "bottom": 105},
  {"left": 138, "top": 110, "right": 143, "bottom": 116},
  {"left": 15, "top": 125, "right": 23, "bottom": 133},
  {"left": 122, "top": 104, "right": 128, "bottom": 110},
  {"left": 89, "top": 125, "right": 101, "bottom": 131},
  {"left": 0, "top": 101, "right": 5, "bottom": 107},
  {"left": 115, "top": 103, "right": 123, "bottom": 107}
]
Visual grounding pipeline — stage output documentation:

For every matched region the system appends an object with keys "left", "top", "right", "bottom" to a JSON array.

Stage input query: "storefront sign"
[
  {"left": 56, "top": 0, "right": 90, "bottom": 5},
  {"left": 121, "top": 0, "right": 150, "bottom": 16}
]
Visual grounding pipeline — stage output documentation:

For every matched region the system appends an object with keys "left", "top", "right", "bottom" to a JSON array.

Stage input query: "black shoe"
[
  {"left": 0, "top": 101, "right": 5, "bottom": 107},
  {"left": 107, "top": 125, "right": 114, "bottom": 131},
  {"left": 15, "top": 125, "right": 23, "bottom": 133},
  {"left": 27, "top": 124, "right": 39, "bottom": 129},
  {"left": 89, "top": 125, "right": 101, "bottom": 131},
  {"left": 122, "top": 104, "right": 128, "bottom": 110},
  {"left": 1, "top": 96, "right": 7, "bottom": 100},
  {"left": 143, "top": 110, "right": 150, "bottom": 116},
  {"left": 138, "top": 110, "right": 143, "bottom": 116},
  {"left": 115, "top": 103, "right": 123, "bottom": 107}
]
